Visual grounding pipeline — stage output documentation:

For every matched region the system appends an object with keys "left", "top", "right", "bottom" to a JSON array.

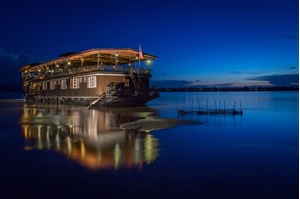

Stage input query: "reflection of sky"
[
  {"left": 0, "top": 91, "right": 298, "bottom": 198},
  {"left": 148, "top": 91, "right": 298, "bottom": 197},
  {"left": 148, "top": 91, "right": 299, "bottom": 145}
]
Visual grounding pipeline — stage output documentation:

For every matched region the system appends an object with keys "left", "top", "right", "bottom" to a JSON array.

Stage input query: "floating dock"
[{"left": 177, "top": 100, "right": 243, "bottom": 116}]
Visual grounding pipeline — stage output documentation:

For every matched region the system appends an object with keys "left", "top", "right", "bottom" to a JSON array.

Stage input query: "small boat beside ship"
[{"left": 18, "top": 48, "right": 159, "bottom": 108}]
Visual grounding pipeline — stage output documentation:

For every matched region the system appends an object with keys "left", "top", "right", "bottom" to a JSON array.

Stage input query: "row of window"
[{"left": 42, "top": 76, "right": 97, "bottom": 91}]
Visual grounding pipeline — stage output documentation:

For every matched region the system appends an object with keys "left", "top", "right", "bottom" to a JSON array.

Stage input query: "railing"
[
  {"left": 22, "top": 64, "right": 151, "bottom": 82},
  {"left": 128, "top": 68, "right": 138, "bottom": 88}
]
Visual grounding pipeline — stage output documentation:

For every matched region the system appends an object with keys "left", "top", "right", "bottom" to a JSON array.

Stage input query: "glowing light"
[
  {"left": 66, "top": 136, "right": 72, "bottom": 154},
  {"left": 55, "top": 133, "right": 61, "bottom": 151},
  {"left": 114, "top": 144, "right": 122, "bottom": 170},
  {"left": 68, "top": 61, "right": 71, "bottom": 65},
  {"left": 80, "top": 140, "right": 86, "bottom": 158},
  {"left": 37, "top": 126, "right": 43, "bottom": 149},
  {"left": 144, "top": 134, "right": 159, "bottom": 164}
]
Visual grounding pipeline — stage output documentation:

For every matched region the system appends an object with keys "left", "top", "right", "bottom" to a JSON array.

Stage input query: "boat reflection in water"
[{"left": 20, "top": 103, "right": 160, "bottom": 170}]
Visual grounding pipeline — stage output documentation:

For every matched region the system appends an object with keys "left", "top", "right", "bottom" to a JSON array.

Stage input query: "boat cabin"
[{"left": 18, "top": 48, "right": 159, "bottom": 107}]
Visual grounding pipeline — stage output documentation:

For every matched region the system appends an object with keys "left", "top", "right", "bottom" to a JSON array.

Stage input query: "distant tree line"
[
  {"left": 157, "top": 86, "right": 299, "bottom": 92},
  {"left": 0, "top": 84, "right": 298, "bottom": 93}
]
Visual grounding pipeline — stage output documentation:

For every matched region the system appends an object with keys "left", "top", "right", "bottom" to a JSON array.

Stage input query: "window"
[
  {"left": 72, "top": 78, "right": 79, "bottom": 89},
  {"left": 87, "top": 76, "right": 97, "bottom": 88},
  {"left": 61, "top": 79, "right": 67, "bottom": 89},
  {"left": 50, "top": 81, "right": 56, "bottom": 90},
  {"left": 42, "top": 82, "right": 47, "bottom": 90}
]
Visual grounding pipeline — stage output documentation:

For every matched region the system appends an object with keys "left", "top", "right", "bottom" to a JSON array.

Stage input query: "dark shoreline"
[
  {"left": 157, "top": 86, "right": 298, "bottom": 92},
  {"left": 0, "top": 86, "right": 298, "bottom": 94}
]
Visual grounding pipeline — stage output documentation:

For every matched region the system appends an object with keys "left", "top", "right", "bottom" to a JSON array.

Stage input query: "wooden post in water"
[
  {"left": 206, "top": 97, "right": 208, "bottom": 113},
  {"left": 215, "top": 100, "right": 217, "bottom": 111},
  {"left": 191, "top": 98, "right": 194, "bottom": 111},
  {"left": 239, "top": 100, "right": 243, "bottom": 111}
]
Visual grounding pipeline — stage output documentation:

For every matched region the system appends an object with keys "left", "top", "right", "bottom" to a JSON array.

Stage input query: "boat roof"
[{"left": 18, "top": 48, "right": 157, "bottom": 72}]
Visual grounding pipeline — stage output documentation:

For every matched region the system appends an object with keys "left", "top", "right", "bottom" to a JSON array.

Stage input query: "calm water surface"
[{"left": 0, "top": 91, "right": 298, "bottom": 198}]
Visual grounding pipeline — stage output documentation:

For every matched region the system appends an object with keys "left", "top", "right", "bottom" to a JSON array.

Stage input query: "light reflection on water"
[
  {"left": 0, "top": 91, "right": 298, "bottom": 198},
  {"left": 18, "top": 91, "right": 298, "bottom": 171},
  {"left": 20, "top": 103, "right": 160, "bottom": 170}
]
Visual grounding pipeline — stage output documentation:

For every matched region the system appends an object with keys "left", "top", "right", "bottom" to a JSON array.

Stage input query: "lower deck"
[{"left": 23, "top": 72, "right": 158, "bottom": 107}]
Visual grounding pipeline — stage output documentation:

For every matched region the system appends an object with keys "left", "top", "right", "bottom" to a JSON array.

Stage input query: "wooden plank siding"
[{"left": 39, "top": 73, "right": 150, "bottom": 98}]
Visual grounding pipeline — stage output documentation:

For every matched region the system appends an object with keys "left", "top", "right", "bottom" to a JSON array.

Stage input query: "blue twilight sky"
[{"left": 0, "top": 0, "right": 298, "bottom": 87}]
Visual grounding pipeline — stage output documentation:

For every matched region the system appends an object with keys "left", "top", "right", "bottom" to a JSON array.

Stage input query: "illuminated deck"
[{"left": 18, "top": 48, "right": 159, "bottom": 107}]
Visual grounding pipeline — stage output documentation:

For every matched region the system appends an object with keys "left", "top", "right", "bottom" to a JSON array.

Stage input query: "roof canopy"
[{"left": 19, "top": 48, "right": 157, "bottom": 72}]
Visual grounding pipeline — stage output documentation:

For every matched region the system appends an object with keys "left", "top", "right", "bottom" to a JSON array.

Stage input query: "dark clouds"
[
  {"left": 228, "top": 71, "right": 262, "bottom": 75},
  {"left": 0, "top": 47, "right": 34, "bottom": 84},
  {"left": 248, "top": 74, "right": 299, "bottom": 87},
  {"left": 150, "top": 80, "right": 192, "bottom": 88},
  {"left": 151, "top": 73, "right": 299, "bottom": 88},
  {"left": 151, "top": 80, "right": 235, "bottom": 88}
]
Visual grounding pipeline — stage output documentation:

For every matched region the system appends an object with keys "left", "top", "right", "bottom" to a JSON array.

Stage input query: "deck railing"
[{"left": 22, "top": 64, "right": 151, "bottom": 82}]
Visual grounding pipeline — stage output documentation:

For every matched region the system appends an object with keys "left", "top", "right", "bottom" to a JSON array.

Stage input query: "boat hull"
[
  {"left": 25, "top": 93, "right": 159, "bottom": 108},
  {"left": 97, "top": 95, "right": 159, "bottom": 107}
]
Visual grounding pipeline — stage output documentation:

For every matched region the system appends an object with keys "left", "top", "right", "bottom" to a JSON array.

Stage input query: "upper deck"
[{"left": 19, "top": 48, "right": 157, "bottom": 82}]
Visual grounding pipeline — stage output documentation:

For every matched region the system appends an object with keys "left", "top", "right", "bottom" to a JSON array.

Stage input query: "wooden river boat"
[{"left": 18, "top": 48, "right": 159, "bottom": 108}]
